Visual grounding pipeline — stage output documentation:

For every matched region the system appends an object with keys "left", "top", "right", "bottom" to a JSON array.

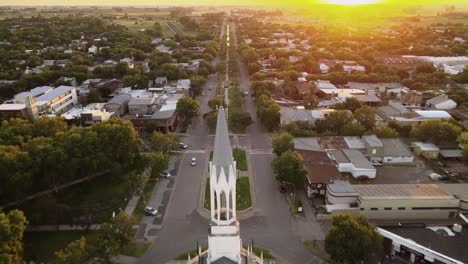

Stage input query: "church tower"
[{"left": 207, "top": 106, "right": 242, "bottom": 263}]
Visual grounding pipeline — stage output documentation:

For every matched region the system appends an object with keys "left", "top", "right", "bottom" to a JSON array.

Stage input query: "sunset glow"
[{"left": 324, "top": 0, "right": 381, "bottom": 5}]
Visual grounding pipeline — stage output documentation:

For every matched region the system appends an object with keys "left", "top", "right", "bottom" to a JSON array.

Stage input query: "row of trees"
[
  {"left": 0, "top": 209, "right": 137, "bottom": 264},
  {"left": 0, "top": 117, "right": 142, "bottom": 204}
]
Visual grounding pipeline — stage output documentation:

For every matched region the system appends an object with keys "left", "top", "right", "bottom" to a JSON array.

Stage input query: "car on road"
[
  {"left": 191, "top": 157, "right": 197, "bottom": 166},
  {"left": 179, "top": 142, "right": 188, "bottom": 149},
  {"left": 144, "top": 206, "right": 158, "bottom": 216},
  {"left": 160, "top": 171, "right": 171, "bottom": 178},
  {"left": 243, "top": 91, "right": 249, "bottom": 96}
]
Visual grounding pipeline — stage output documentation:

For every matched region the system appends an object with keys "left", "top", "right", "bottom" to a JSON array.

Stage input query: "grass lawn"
[
  {"left": 209, "top": 148, "right": 247, "bottom": 171},
  {"left": 303, "top": 240, "right": 328, "bottom": 259},
  {"left": 233, "top": 148, "right": 248, "bottom": 171},
  {"left": 251, "top": 247, "right": 275, "bottom": 259},
  {"left": 19, "top": 170, "right": 138, "bottom": 225},
  {"left": 228, "top": 87, "right": 252, "bottom": 134},
  {"left": 121, "top": 242, "right": 153, "bottom": 257},
  {"left": 23, "top": 231, "right": 98, "bottom": 263},
  {"left": 133, "top": 179, "right": 158, "bottom": 222},
  {"left": 204, "top": 177, "right": 252, "bottom": 211},
  {"left": 236, "top": 177, "right": 252, "bottom": 211},
  {"left": 204, "top": 177, "right": 211, "bottom": 209}
]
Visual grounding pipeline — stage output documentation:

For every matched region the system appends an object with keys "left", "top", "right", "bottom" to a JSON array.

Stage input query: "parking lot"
[{"left": 373, "top": 156, "right": 433, "bottom": 184}]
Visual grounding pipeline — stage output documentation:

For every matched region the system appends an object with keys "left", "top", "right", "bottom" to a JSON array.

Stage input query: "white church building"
[{"left": 189, "top": 107, "right": 263, "bottom": 264}]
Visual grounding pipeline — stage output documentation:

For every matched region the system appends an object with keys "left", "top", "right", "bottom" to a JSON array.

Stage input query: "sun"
[{"left": 324, "top": 0, "right": 381, "bottom": 5}]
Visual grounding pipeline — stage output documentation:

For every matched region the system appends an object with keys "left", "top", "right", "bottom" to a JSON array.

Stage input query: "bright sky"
[{"left": 0, "top": 0, "right": 464, "bottom": 5}]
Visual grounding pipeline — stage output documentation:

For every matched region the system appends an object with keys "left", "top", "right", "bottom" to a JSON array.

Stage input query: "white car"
[
  {"left": 179, "top": 142, "right": 188, "bottom": 149},
  {"left": 160, "top": 172, "right": 171, "bottom": 178},
  {"left": 191, "top": 157, "right": 197, "bottom": 166},
  {"left": 144, "top": 206, "right": 158, "bottom": 216}
]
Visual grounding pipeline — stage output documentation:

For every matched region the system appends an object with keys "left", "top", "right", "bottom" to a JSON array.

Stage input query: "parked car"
[
  {"left": 191, "top": 157, "right": 197, "bottom": 166},
  {"left": 179, "top": 142, "right": 188, "bottom": 149},
  {"left": 160, "top": 172, "right": 171, "bottom": 178},
  {"left": 144, "top": 206, "right": 158, "bottom": 216}
]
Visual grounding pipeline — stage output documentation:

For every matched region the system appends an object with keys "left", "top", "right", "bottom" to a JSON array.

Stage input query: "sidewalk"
[
  {"left": 26, "top": 224, "right": 100, "bottom": 231},
  {"left": 134, "top": 155, "right": 179, "bottom": 241}
]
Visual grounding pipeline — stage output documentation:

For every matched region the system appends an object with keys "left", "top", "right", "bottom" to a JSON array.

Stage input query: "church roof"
[
  {"left": 211, "top": 256, "right": 237, "bottom": 264},
  {"left": 212, "top": 107, "right": 234, "bottom": 181}
]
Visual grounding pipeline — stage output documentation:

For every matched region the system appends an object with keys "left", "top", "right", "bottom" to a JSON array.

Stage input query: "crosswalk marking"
[
  {"left": 249, "top": 149, "right": 273, "bottom": 155},
  {"left": 182, "top": 150, "right": 208, "bottom": 154}
]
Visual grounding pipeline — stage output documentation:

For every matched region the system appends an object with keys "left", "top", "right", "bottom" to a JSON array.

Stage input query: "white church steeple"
[{"left": 207, "top": 106, "right": 242, "bottom": 263}]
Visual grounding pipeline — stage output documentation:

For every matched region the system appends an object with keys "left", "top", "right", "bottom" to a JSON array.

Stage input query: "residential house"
[
  {"left": 120, "top": 57, "right": 135, "bottom": 69},
  {"left": 104, "top": 94, "right": 131, "bottom": 116},
  {"left": 128, "top": 97, "right": 157, "bottom": 115},
  {"left": 353, "top": 94, "right": 381, "bottom": 106},
  {"left": 188, "top": 47, "right": 205, "bottom": 54},
  {"left": 0, "top": 103, "right": 29, "bottom": 120},
  {"left": 88, "top": 45, "right": 98, "bottom": 54},
  {"left": 343, "top": 136, "right": 366, "bottom": 150},
  {"left": 329, "top": 149, "right": 376, "bottom": 179},
  {"left": 294, "top": 81, "right": 312, "bottom": 96},
  {"left": 380, "top": 138, "right": 414, "bottom": 164},
  {"left": 176, "top": 79, "right": 191, "bottom": 93},
  {"left": 95, "top": 79, "right": 123, "bottom": 97},
  {"left": 154, "top": 77, "right": 168, "bottom": 87},
  {"left": 61, "top": 103, "right": 113, "bottom": 125},
  {"left": 362, "top": 135, "right": 384, "bottom": 164},
  {"left": 377, "top": 101, "right": 452, "bottom": 125},
  {"left": 151, "top": 103, "right": 178, "bottom": 132},
  {"left": 297, "top": 149, "right": 344, "bottom": 198},
  {"left": 412, "top": 142, "right": 440, "bottom": 159},
  {"left": 280, "top": 107, "right": 334, "bottom": 125},
  {"left": 426, "top": 95, "right": 457, "bottom": 110},
  {"left": 58, "top": 77, "right": 77, "bottom": 86},
  {"left": 156, "top": 44, "right": 172, "bottom": 53},
  {"left": 400, "top": 90, "right": 423, "bottom": 106}
]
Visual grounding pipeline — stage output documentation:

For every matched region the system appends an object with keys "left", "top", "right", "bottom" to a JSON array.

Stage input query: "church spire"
[{"left": 212, "top": 106, "right": 233, "bottom": 180}]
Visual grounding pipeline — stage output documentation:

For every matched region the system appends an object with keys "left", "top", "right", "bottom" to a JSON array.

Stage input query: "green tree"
[
  {"left": 272, "top": 132, "right": 294, "bottom": 156},
  {"left": 88, "top": 89, "right": 101, "bottom": 103},
  {"left": 91, "top": 211, "right": 135, "bottom": 263},
  {"left": 272, "top": 150, "right": 306, "bottom": 186},
  {"left": 355, "top": 105, "right": 376, "bottom": 131},
  {"left": 321, "top": 110, "right": 354, "bottom": 134},
  {"left": 257, "top": 95, "right": 280, "bottom": 131},
  {"left": 51, "top": 237, "right": 87, "bottom": 264},
  {"left": 0, "top": 210, "right": 28, "bottom": 264},
  {"left": 208, "top": 97, "right": 226, "bottom": 110},
  {"left": 325, "top": 214, "right": 382, "bottom": 264},
  {"left": 375, "top": 125, "right": 399, "bottom": 138},
  {"left": 149, "top": 131, "right": 179, "bottom": 153},
  {"left": 148, "top": 152, "right": 169, "bottom": 178},
  {"left": 337, "top": 97, "right": 362, "bottom": 112},
  {"left": 176, "top": 96, "right": 200, "bottom": 126},
  {"left": 303, "top": 94, "right": 319, "bottom": 109},
  {"left": 341, "top": 122, "right": 366, "bottom": 136},
  {"left": 189, "top": 75, "right": 207, "bottom": 96},
  {"left": 459, "top": 132, "right": 468, "bottom": 164},
  {"left": 410, "top": 119, "right": 462, "bottom": 144}
]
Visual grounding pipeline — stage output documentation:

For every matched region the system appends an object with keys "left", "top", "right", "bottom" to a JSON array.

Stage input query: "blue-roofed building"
[
  {"left": 35, "top": 86, "right": 78, "bottom": 115},
  {"left": 14, "top": 86, "right": 53, "bottom": 104}
]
